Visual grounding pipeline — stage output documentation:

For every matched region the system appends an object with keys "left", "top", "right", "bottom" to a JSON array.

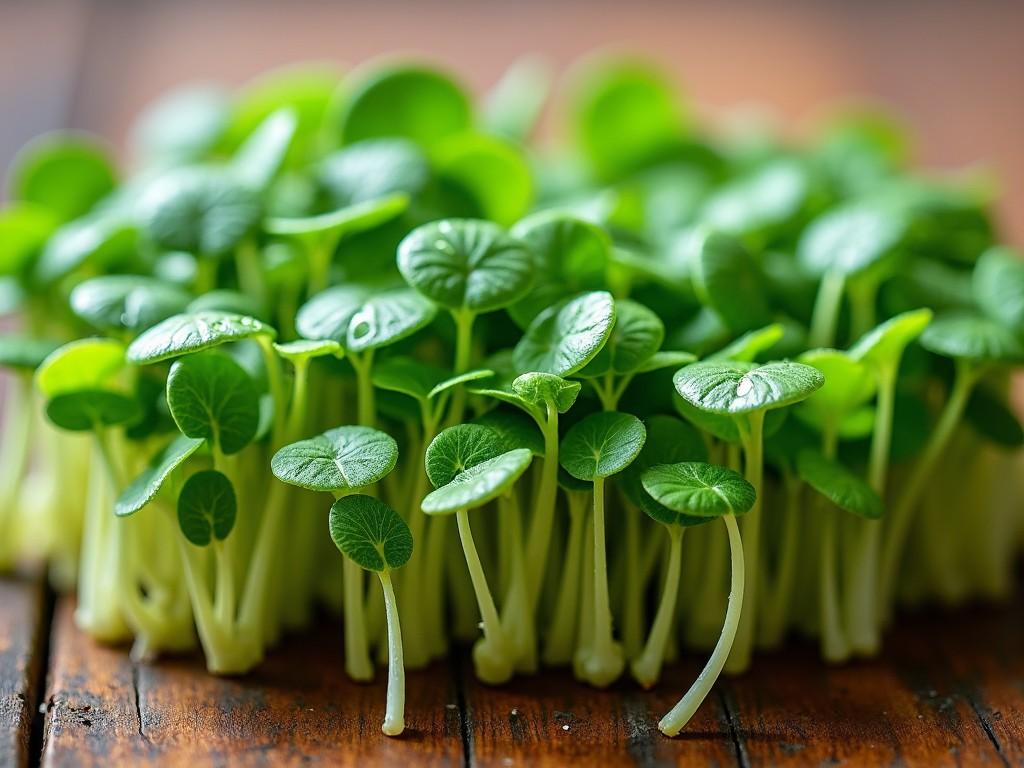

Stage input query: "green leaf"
[
  {"left": 137, "top": 168, "right": 261, "bottom": 255},
  {"left": 0, "top": 337, "right": 62, "bottom": 371},
  {"left": 231, "top": 109, "right": 298, "bottom": 192},
  {"left": 560, "top": 411, "right": 646, "bottom": 481},
  {"left": 264, "top": 194, "right": 408, "bottom": 241},
  {"left": 483, "top": 56, "right": 551, "bottom": 142},
  {"left": 295, "top": 283, "right": 435, "bottom": 353},
  {"left": 513, "top": 291, "right": 616, "bottom": 376},
  {"left": 340, "top": 63, "right": 472, "bottom": 151},
  {"left": 689, "top": 229, "right": 771, "bottom": 333},
  {"left": 371, "top": 357, "right": 448, "bottom": 403},
  {"left": 36, "top": 338, "right": 128, "bottom": 398},
  {"left": 511, "top": 372, "right": 581, "bottom": 413},
  {"left": 10, "top": 135, "right": 116, "bottom": 221},
  {"left": 919, "top": 313, "right": 1024, "bottom": 363},
  {"left": 673, "top": 360, "right": 824, "bottom": 415},
  {"left": 709, "top": 323, "right": 785, "bottom": 362},
  {"left": 127, "top": 311, "right": 275, "bottom": 364},
  {"left": 798, "top": 203, "right": 906, "bottom": 278},
  {"left": 46, "top": 390, "right": 141, "bottom": 432},
  {"left": 507, "top": 211, "right": 610, "bottom": 328},
  {"left": 397, "top": 219, "right": 533, "bottom": 314},
  {"left": 849, "top": 309, "right": 932, "bottom": 369},
  {"left": 633, "top": 350, "right": 697, "bottom": 374},
  {"left": 421, "top": 448, "right": 533, "bottom": 515},
  {"left": 115, "top": 435, "right": 205, "bottom": 517},
  {"left": 569, "top": 58, "right": 684, "bottom": 181},
  {"left": 701, "top": 159, "right": 811, "bottom": 239},
  {"left": 425, "top": 424, "right": 503, "bottom": 488},
  {"left": 69, "top": 275, "right": 192, "bottom": 334},
  {"left": 965, "top": 386, "right": 1024, "bottom": 448},
  {"left": 187, "top": 290, "right": 267, "bottom": 322},
  {"left": 434, "top": 132, "right": 533, "bottom": 226},
  {"left": 472, "top": 410, "right": 545, "bottom": 455},
  {"left": 973, "top": 246, "right": 1024, "bottom": 331},
  {"left": 272, "top": 339, "right": 342, "bottom": 364},
  {"left": 177, "top": 469, "right": 237, "bottom": 546},
  {"left": 130, "top": 85, "right": 230, "bottom": 166},
  {"left": 427, "top": 369, "right": 494, "bottom": 400},
  {"left": 329, "top": 494, "right": 413, "bottom": 572},
  {"left": 0, "top": 203, "right": 58, "bottom": 275},
  {"left": 319, "top": 139, "right": 430, "bottom": 210},
  {"left": 797, "top": 450, "right": 883, "bottom": 520},
  {"left": 166, "top": 352, "right": 260, "bottom": 454},
  {"left": 579, "top": 298, "right": 664, "bottom": 377},
  {"left": 795, "top": 349, "right": 876, "bottom": 426},
  {"left": 36, "top": 213, "right": 137, "bottom": 284},
  {"left": 641, "top": 462, "right": 756, "bottom": 520},
  {"left": 271, "top": 425, "right": 398, "bottom": 492},
  {"left": 621, "top": 415, "right": 709, "bottom": 519}
]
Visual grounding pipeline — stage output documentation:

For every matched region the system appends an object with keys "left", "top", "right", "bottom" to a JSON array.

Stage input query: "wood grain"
[
  {"left": 0, "top": 571, "right": 47, "bottom": 768},
  {"left": 41, "top": 598, "right": 463, "bottom": 767}
]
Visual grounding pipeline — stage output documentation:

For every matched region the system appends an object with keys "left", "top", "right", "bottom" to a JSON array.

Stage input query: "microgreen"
[{"left": 513, "top": 290, "right": 616, "bottom": 376}]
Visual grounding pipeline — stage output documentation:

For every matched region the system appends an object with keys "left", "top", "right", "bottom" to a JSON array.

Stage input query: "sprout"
[
  {"left": 640, "top": 462, "right": 756, "bottom": 736},
  {"left": 329, "top": 495, "right": 414, "bottom": 736}
]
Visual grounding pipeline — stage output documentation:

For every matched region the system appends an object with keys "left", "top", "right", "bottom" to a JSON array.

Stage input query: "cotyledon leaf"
[
  {"left": 115, "top": 435, "right": 205, "bottom": 517},
  {"left": 512, "top": 291, "right": 616, "bottom": 376},
  {"left": 421, "top": 448, "right": 533, "bottom": 515},
  {"left": 559, "top": 411, "right": 646, "bottom": 481},
  {"left": 579, "top": 298, "right": 664, "bottom": 377},
  {"left": 672, "top": 360, "right": 824, "bottom": 415},
  {"left": 329, "top": 494, "right": 413, "bottom": 572},
  {"left": 919, "top": 313, "right": 1024, "bottom": 363},
  {"left": 127, "top": 311, "right": 275, "bottom": 365},
  {"left": 271, "top": 425, "right": 398, "bottom": 493},
  {"left": 424, "top": 423, "right": 503, "bottom": 488},
  {"left": 511, "top": 371, "right": 582, "bottom": 413},
  {"left": 797, "top": 449, "right": 884, "bottom": 520},
  {"left": 641, "top": 462, "right": 756, "bottom": 520},
  {"left": 45, "top": 390, "right": 141, "bottom": 432},
  {"left": 69, "top": 275, "right": 192, "bottom": 334},
  {"left": 177, "top": 469, "right": 237, "bottom": 547}
]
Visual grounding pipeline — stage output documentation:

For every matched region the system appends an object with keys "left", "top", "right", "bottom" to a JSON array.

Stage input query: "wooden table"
[{"left": 3, "top": 1, "right": 1024, "bottom": 765}]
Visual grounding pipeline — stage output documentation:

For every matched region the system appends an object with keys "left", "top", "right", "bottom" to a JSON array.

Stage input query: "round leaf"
[
  {"left": 0, "top": 203, "right": 58, "bottom": 275},
  {"left": 10, "top": 134, "right": 116, "bottom": 221},
  {"left": 512, "top": 291, "right": 616, "bottom": 376},
  {"left": 36, "top": 338, "right": 127, "bottom": 398},
  {"left": 329, "top": 494, "right": 413, "bottom": 572},
  {"left": 472, "top": 410, "right": 545, "bottom": 455},
  {"left": 425, "top": 423, "right": 503, "bottom": 488},
  {"left": 560, "top": 411, "right": 646, "bottom": 481},
  {"left": 271, "top": 425, "right": 398, "bottom": 492},
  {"left": 127, "top": 311, "right": 275, "bottom": 364},
  {"left": 69, "top": 275, "right": 192, "bottom": 334},
  {"left": 131, "top": 85, "right": 230, "bottom": 166},
  {"left": 36, "top": 214, "right": 137, "bottom": 283},
  {"left": 115, "top": 435, "right": 205, "bottom": 517},
  {"left": 46, "top": 390, "right": 141, "bottom": 432},
  {"left": 166, "top": 352, "right": 260, "bottom": 454},
  {"left": 689, "top": 229, "right": 771, "bottom": 333},
  {"left": 641, "top": 462, "right": 756, "bottom": 519},
  {"left": 434, "top": 132, "right": 533, "bottom": 226},
  {"left": 672, "top": 360, "right": 824, "bottom": 415},
  {"left": 701, "top": 159, "right": 811, "bottom": 239},
  {"left": 798, "top": 203, "right": 906, "bottom": 278},
  {"left": 919, "top": 313, "right": 1024, "bottom": 363},
  {"left": 397, "top": 219, "right": 533, "bottom": 314},
  {"left": 319, "top": 139, "right": 430, "bottom": 208},
  {"left": 579, "top": 298, "right": 664, "bottom": 376},
  {"left": 296, "top": 283, "right": 435, "bottom": 353},
  {"left": 177, "top": 469, "right": 237, "bottom": 547},
  {"left": 973, "top": 246, "right": 1024, "bottom": 330},
  {"left": 511, "top": 372, "right": 581, "bottom": 413},
  {"left": 797, "top": 450, "right": 883, "bottom": 520},
  {"left": 422, "top": 448, "right": 533, "bottom": 515}
]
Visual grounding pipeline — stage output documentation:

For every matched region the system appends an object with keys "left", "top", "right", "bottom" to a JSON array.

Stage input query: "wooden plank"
[
  {"left": 0, "top": 571, "right": 47, "bottom": 768},
  {"left": 42, "top": 598, "right": 464, "bottom": 767},
  {"left": 460, "top": 657, "right": 738, "bottom": 767}
]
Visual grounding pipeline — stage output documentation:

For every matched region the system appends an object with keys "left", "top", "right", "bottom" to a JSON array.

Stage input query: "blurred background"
[{"left": 2, "top": 0, "right": 1023, "bottom": 243}]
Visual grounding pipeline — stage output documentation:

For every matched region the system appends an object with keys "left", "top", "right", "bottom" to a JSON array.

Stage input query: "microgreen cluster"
[{"left": 1, "top": 56, "right": 1022, "bottom": 738}]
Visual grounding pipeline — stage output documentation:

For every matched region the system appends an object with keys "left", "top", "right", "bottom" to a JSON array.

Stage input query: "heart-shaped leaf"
[
  {"left": 425, "top": 424, "right": 503, "bottom": 488},
  {"left": 69, "top": 275, "right": 192, "bottom": 334},
  {"left": 137, "top": 167, "right": 261, "bottom": 256},
  {"left": 690, "top": 229, "right": 772, "bottom": 332},
  {"left": 641, "top": 462, "right": 756, "bottom": 520},
  {"left": 560, "top": 411, "right": 646, "bottom": 481},
  {"left": 295, "top": 283, "right": 435, "bottom": 353},
  {"left": 177, "top": 469, "right": 236, "bottom": 547},
  {"left": 319, "top": 139, "right": 430, "bottom": 208},
  {"left": 973, "top": 246, "right": 1024, "bottom": 331},
  {"left": 0, "top": 337, "right": 62, "bottom": 371},
  {"left": 231, "top": 108, "right": 297, "bottom": 192},
  {"left": 166, "top": 352, "right": 260, "bottom": 454},
  {"left": 271, "top": 425, "right": 398, "bottom": 492},
  {"left": 340, "top": 63, "right": 472, "bottom": 151},
  {"left": 797, "top": 450, "right": 883, "bottom": 519},
  {"left": 513, "top": 291, "right": 616, "bottom": 376},
  {"left": 127, "top": 311, "right": 275, "bottom": 364},
  {"left": 472, "top": 410, "right": 545, "bottom": 455},
  {"left": 919, "top": 313, "right": 1024, "bottom": 363},
  {"left": 673, "top": 360, "right": 824, "bottom": 415},
  {"left": 579, "top": 299, "right": 664, "bottom": 376},
  {"left": 421, "top": 448, "right": 533, "bottom": 515},
  {"left": 622, "top": 415, "right": 709, "bottom": 520},
  {"left": 511, "top": 372, "right": 581, "bottom": 413},
  {"left": 507, "top": 211, "right": 610, "bottom": 328},
  {"left": 36, "top": 338, "right": 128, "bottom": 398},
  {"left": 397, "top": 218, "right": 533, "bottom": 314},
  {"left": 849, "top": 309, "right": 932, "bottom": 369},
  {"left": 798, "top": 203, "right": 906, "bottom": 278},
  {"left": 46, "top": 390, "right": 141, "bottom": 432},
  {"left": 10, "top": 135, "right": 116, "bottom": 221},
  {"left": 329, "top": 494, "right": 413, "bottom": 572},
  {"left": 116, "top": 435, "right": 205, "bottom": 517}
]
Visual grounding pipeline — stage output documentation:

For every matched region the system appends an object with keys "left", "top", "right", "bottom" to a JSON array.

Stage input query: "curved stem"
[
  {"left": 632, "top": 526, "right": 683, "bottom": 688},
  {"left": 456, "top": 509, "right": 511, "bottom": 683},
  {"left": 659, "top": 514, "right": 745, "bottom": 737},
  {"left": 378, "top": 570, "right": 406, "bottom": 736}
]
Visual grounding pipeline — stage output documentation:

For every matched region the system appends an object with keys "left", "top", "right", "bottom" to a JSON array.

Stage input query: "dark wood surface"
[{"left": 0, "top": 572, "right": 48, "bottom": 768}]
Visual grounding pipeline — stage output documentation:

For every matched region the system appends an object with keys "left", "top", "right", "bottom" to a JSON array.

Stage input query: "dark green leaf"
[
  {"left": 46, "top": 389, "right": 141, "bottom": 432},
  {"left": 69, "top": 275, "right": 192, "bottom": 334},
  {"left": 690, "top": 229, "right": 771, "bottom": 332},
  {"left": 421, "top": 448, "right": 533, "bottom": 514},
  {"left": 166, "top": 352, "right": 260, "bottom": 454},
  {"left": 271, "top": 425, "right": 398, "bottom": 492},
  {"left": 513, "top": 291, "right": 616, "bottom": 376},
  {"left": 177, "top": 469, "right": 236, "bottom": 546},
  {"left": 319, "top": 139, "right": 430, "bottom": 207},
  {"left": 560, "top": 411, "right": 646, "bottom": 481},
  {"left": 434, "top": 132, "right": 533, "bottom": 226},
  {"left": 579, "top": 298, "right": 664, "bottom": 376},
  {"left": 919, "top": 313, "right": 1024, "bottom": 363},
  {"left": 798, "top": 203, "right": 906, "bottom": 278},
  {"left": 425, "top": 423, "right": 503, "bottom": 488},
  {"left": 329, "top": 494, "right": 413, "bottom": 572},
  {"left": 673, "top": 360, "right": 824, "bottom": 415},
  {"left": 115, "top": 435, "right": 205, "bottom": 517},
  {"left": 797, "top": 450, "right": 883, "bottom": 519},
  {"left": 127, "top": 311, "right": 275, "bottom": 364},
  {"left": 472, "top": 410, "right": 545, "bottom": 455},
  {"left": 641, "top": 462, "right": 756, "bottom": 519}
]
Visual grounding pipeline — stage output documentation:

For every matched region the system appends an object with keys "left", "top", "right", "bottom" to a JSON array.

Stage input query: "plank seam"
[
  {"left": 966, "top": 692, "right": 1010, "bottom": 768},
  {"left": 130, "top": 664, "right": 151, "bottom": 748},
  {"left": 718, "top": 683, "right": 750, "bottom": 768},
  {"left": 27, "top": 578, "right": 55, "bottom": 768},
  {"left": 451, "top": 652, "right": 472, "bottom": 768}
]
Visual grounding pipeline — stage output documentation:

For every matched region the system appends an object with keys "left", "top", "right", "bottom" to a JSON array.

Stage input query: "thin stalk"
[
  {"left": 349, "top": 350, "right": 377, "bottom": 429},
  {"left": 809, "top": 270, "right": 847, "bottom": 348},
  {"left": 818, "top": 425, "right": 848, "bottom": 662},
  {"left": 632, "top": 525, "right": 683, "bottom": 688},
  {"left": 378, "top": 570, "right": 406, "bottom": 736},
  {"left": 257, "top": 336, "right": 288, "bottom": 448},
  {"left": 580, "top": 477, "right": 624, "bottom": 687},
  {"left": 234, "top": 239, "right": 267, "bottom": 307},
  {"left": 659, "top": 514, "right": 744, "bottom": 737},
  {"left": 446, "top": 308, "right": 476, "bottom": 425},
  {"left": 499, "top": 490, "right": 536, "bottom": 673},
  {"left": 759, "top": 472, "right": 802, "bottom": 648},
  {"left": 524, "top": 403, "right": 559, "bottom": 611},
  {"left": 542, "top": 490, "right": 587, "bottom": 666}
]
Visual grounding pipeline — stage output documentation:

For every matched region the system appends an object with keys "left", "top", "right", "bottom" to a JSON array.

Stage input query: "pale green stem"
[
  {"left": 659, "top": 514, "right": 744, "bottom": 737},
  {"left": 446, "top": 308, "right": 476, "bottom": 425},
  {"left": 809, "top": 270, "right": 846, "bottom": 348},
  {"left": 349, "top": 350, "right": 377, "bottom": 429},
  {"left": 524, "top": 404, "right": 560, "bottom": 611},
  {"left": 819, "top": 424, "right": 848, "bottom": 662},
  {"left": 213, "top": 542, "right": 236, "bottom": 627},
  {"left": 378, "top": 570, "right": 406, "bottom": 737},
  {"left": 580, "top": 477, "right": 624, "bottom": 687},
  {"left": 632, "top": 525, "right": 683, "bottom": 688},
  {"left": 542, "top": 490, "right": 587, "bottom": 666},
  {"left": 234, "top": 238, "right": 266, "bottom": 307},
  {"left": 257, "top": 336, "right": 288, "bottom": 448},
  {"left": 759, "top": 472, "right": 801, "bottom": 648}
]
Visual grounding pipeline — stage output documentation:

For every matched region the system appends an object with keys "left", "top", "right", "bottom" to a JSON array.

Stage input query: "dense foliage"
[{"left": 1, "top": 56, "right": 1022, "bottom": 737}]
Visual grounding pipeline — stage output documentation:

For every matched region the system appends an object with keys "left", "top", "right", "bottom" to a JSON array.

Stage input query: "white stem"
[{"left": 378, "top": 571, "right": 406, "bottom": 737}]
